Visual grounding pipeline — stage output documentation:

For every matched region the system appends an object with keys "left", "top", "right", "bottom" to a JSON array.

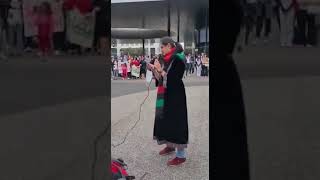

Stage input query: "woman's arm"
[{"left": 157, "top": 57, "right": 185, "bottom": 80}]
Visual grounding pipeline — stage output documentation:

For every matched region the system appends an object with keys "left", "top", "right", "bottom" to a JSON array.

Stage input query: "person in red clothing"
[
  {"left": 34, "top": 2, "right": 54, "bottom": 60},
  {"left": 121, "top": 61, "right": 127, "bottom": 80},
  {"left": 63, "top": 0, "right": 92, "bottom": 14},
  {"left": 132, "top": 57, "right": 140, "bottom": 67}
]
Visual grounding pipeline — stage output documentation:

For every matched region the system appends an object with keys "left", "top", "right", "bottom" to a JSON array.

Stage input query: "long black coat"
[
  {"left": 212, "top": 0, "right": 250, "bottom": 179},
  {"left": 153, "top": 51, "right": 188, "bottom": 147}
]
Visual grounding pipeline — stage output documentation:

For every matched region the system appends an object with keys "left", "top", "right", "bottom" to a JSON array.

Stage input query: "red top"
[
  {"left": 35, "top": 15, "right": 54, "bottom": 38},
  {"left": 132, "top": 60, "right": 140, "bottom": 66},
  {"left": 63, "top": 0, "right": 92, "bottom": 14}
]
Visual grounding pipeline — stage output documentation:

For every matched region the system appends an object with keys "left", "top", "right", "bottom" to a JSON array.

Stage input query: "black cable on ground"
[
  {"left": 111, "top": 80, "right": 152, "bottom": 148},
  {"left": 91, "top": 79, "right": 153, "bottom": 180}
]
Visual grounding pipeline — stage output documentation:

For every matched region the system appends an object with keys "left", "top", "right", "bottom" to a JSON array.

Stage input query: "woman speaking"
[{"left": 148, "top": 37, "right": 189, "bottom": 166}]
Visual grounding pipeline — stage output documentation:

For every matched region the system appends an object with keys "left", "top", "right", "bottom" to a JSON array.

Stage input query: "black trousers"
[
  {"left": 53, "top": 32, "right": 65, "bottom": 51},
  {"left": 295, "top": 10, "right": 317, "bottom": 46},
  {"left": 256, "top": 4, "right": 271, "bottom": 38},
  {"left": 273, "top": 6, "right": 281, "bottom": 30},
  {"left": 244, "top": 3, "right": 256, "bottom": 45}
]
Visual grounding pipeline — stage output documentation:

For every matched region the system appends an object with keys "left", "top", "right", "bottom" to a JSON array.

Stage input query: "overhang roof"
[{"left": 111, "top": 28, "right": 175, "bottom": 39}]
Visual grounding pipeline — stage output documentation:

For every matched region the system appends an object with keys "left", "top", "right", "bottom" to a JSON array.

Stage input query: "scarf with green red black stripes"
[{"left": 155, "top": 51, "right": 185, "bottom": 118}]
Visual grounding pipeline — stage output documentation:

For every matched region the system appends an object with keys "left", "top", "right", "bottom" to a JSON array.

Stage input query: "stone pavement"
[
  {"left": 111, "top": 86, "right": 209, "bottom": 180},
  {"left": 111, "top": 75, "right": 209, "bottom": 97},
  {"left": 0, "top": 96, "right": 110, "bottom": 180},
  {"left": 234, "top": 40, "right": 320, "bottom": 180},
  {"left": 0, "top": 56, "right": 110, "bottom": 180},
  {"left": 242, "top": 76, "right": 320, "bottom": 180}
]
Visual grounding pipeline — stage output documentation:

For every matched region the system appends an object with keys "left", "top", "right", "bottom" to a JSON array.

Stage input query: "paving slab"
[{"left": 111, "top": 86, "right": 209, "bottom": 180}]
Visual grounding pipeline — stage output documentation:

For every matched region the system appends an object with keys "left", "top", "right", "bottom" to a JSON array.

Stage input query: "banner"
[
  {"left": 66, "top": 9, "right": 96, "bottom": 48},
  {"left": 22, "top": 0, "right": 65, "bottom": 37},
  {"left": 131, "top": 65, "right": 140, "bottom": 78}
]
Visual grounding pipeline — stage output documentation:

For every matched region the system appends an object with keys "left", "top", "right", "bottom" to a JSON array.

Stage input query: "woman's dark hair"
[
  {"left": 160, "top": 36, "right": 184, "bottom": 53},
  {"left": 174, "top": 42, "right": 183, "bottom": 53},
  {"left": 160, "top": 36, "right": 175, "bottom": 48}
]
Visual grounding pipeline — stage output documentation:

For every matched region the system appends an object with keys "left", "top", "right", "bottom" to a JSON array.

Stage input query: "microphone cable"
[{"left": 91, "top": 79, "right": 153, "bottom": 180}]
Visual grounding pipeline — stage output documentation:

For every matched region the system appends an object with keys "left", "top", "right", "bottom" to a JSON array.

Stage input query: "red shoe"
[
  {"left": 159, "top": 147, "right": 175, "bottom": 156},
  {"left": 167, "top": 157, "right": 186, "bottom": 166}
]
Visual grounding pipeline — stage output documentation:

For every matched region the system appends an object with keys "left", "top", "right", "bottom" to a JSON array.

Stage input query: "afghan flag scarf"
[{"left": 155, "top": 48, "right": 176, "bottom": 119}]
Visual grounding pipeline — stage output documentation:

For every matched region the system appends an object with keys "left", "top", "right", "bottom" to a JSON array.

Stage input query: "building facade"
[{"left": 111, "top": 0, "right": 207, "bottom": 56}]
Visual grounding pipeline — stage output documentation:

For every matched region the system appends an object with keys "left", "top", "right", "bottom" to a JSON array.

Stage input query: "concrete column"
[
  {"left": 167, "top": 0, "right": 171, "bottom": 36},
  {"left": 116, "top": 39, "right": 120, "bottom": 56},
  {"left": 177, "top": 5, "right": 180, "bottom": 42},
  {"left": 148, "top": 40, "right": 151, "bottom": 57}
]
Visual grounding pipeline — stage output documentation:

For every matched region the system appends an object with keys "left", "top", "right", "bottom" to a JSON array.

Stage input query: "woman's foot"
[
  {"left": 159, "top": 147, "right": 175, "bottom": 156},
  {"left": 167, "top": 157, "right": 186, "bottom": 166}
]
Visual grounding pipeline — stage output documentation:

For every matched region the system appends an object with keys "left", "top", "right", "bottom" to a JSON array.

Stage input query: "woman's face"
[{"left": 161, "top": 44, "right": 171, "bottom": 55}]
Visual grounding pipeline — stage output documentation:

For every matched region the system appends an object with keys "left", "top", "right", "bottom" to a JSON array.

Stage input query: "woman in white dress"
[
  {"left": 196, "top": 56, "right": 202, "bottom": 77},
  {"left": 118, "top": 60, "right": 123, "bottom": 78}
]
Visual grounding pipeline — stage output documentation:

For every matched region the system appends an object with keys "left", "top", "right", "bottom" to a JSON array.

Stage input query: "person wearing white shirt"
[
  {"left": 185, "top": 54, "right": 191, "bottom": 77},
  {"left": 195, "top": 56, "right": 202, "bottom": 77},
  {"left": 7, "top": 0, "right": 23, "bottom": 56},
  {"left": 279, "top": 0, "right": 296, "bottom": 47},
  {"left": 113, "top": 60, "right": 118, "bottom": 80},
  {"left": 118, "top": 60, "right": 123, "bottom": 77},
  {"left": 127, "top": 60, "right": 131, "bottom": 79}
]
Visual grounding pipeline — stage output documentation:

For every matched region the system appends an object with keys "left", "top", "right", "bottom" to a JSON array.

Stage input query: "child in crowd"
[
  {"left": 34, "top": 2, "right": 54, "bottom": 61},
  {"left": 121, "top": 61, "right": 127, "bottom": 80}
]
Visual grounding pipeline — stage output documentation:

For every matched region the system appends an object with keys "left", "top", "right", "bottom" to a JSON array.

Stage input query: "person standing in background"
[
  {"left": 34, "top": 2, "right": 54, "bottom": 61},
  {"left": 279, "top": 0, "right": 297, "bottom": 47},
  {"left": 195, "top": 55, "right": 202, "bottom": 77},
  {"left": 140, "top": 57, "right": 147, "bottom": 79},
  {"left": 0, "top": 0, "right": 9, "bottom": 60},
  {"left": 93, "top": 0, "right": 107, "bottom": 56},
  {"left": 190, "top": 54, "right": 195, "bottom": 74},
  {"left": 244, "top": 0, "right": 257, "bottom": 46},
  {"left": 127, "top": 58, "right": 131, "bottom": 79},
  {"left": 113, "top": 59, "right": 118, "bottom": 80},
  {"left": 263, "top": 0, "right": 273, "bottom": 43},
  {"left": 118, "top": 59, "right": 123, "bottom": 78},
  {"left": 294, "top": 1, "right": 316, "bottom": 47},
  {"left": 185, "top": 54, "right": 191, "bottom": 77},
  {"left": 273, "top": 0, "right": 282, "bottom": 31},
  {"left": 52, "top": 0, "right": 65, "bottom": 55},
  {"left": 202, "top": 54, "right": 209, "bottom": 77},
  {"left": 121, "top": 60, "right": 127, "bottom": 80},
  {"left": 254, "top": 0, "right": 273, "bottom": 45},
  {"left": 7, "top": 0, "right": 23, "bottom": 57}
]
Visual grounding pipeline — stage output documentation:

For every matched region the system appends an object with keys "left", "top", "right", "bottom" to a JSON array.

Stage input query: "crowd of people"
[
  {"left": 111, "top": 52, "right": 209, "bottom": 80},
  {"left": 240, "top": 0, "right": 318, "bottom": 48},
  {"left": 0, "top": 0, "right": 108, "bottom": 61},
  {"left": 112, "top": 55, "right": 148, "bottom": 80},
  {"left": 184, "top": 53, "right": 209, "bottom": 77}
]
